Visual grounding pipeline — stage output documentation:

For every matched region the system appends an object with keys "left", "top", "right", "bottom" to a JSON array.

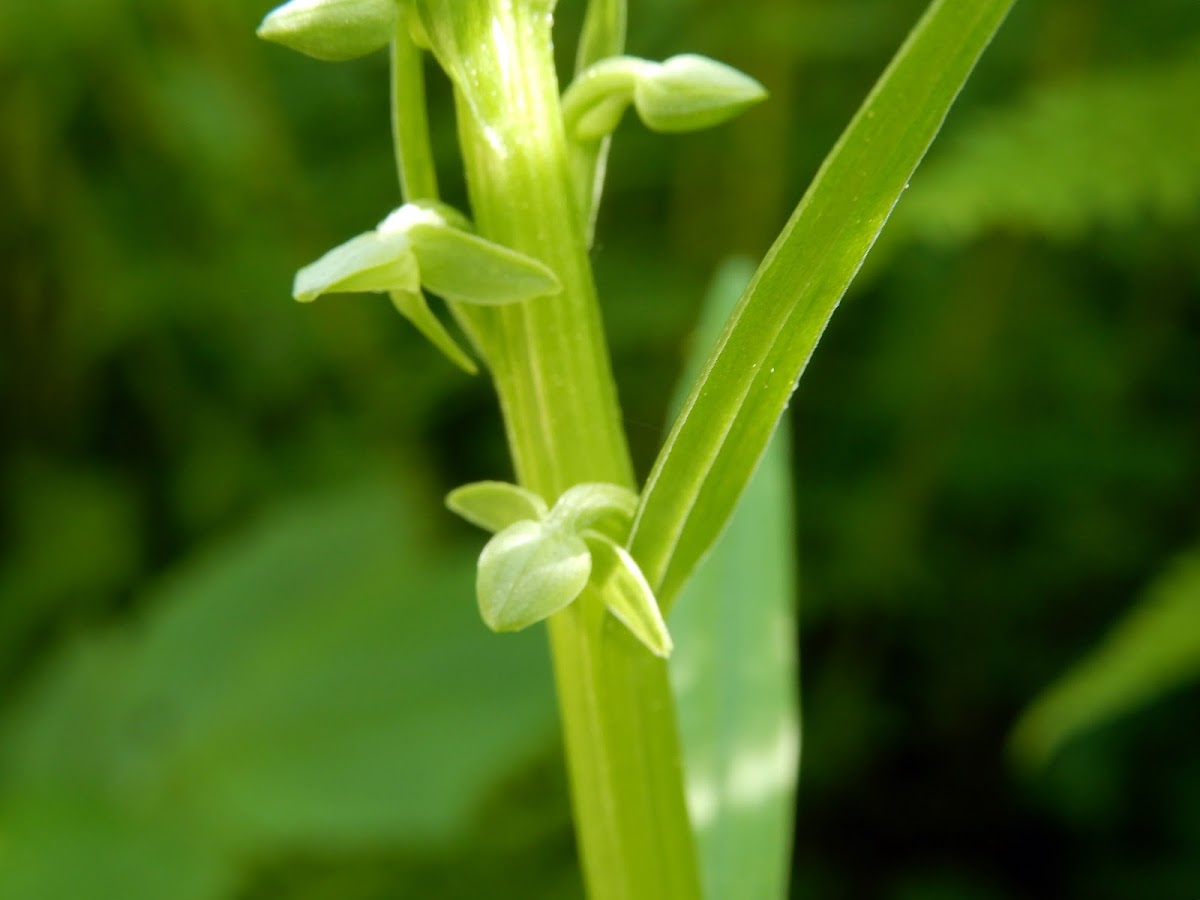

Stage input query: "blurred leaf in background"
[
  {"left": 898, "top": 38, "right": 1200, "bottom": 243},
  {"left": 1011, "top": 544, "right": 1200, "bottom": 768}
]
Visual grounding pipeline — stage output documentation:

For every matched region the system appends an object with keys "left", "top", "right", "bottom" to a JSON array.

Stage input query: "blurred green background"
[{"left": 2, "top": 0, "right": 1199, "bottom": 897}]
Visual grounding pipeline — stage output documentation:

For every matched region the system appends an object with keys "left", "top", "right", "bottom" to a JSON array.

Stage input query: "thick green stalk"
[{"left": 420, "top": 2, "right": 702, "bottom": 896}]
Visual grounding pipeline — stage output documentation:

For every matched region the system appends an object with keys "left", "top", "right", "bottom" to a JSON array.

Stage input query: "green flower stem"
[
  {"left": 440, "top": 3, "right": 701, "bottom": 897},
  {"left": 575, "top": 0, "right": 626, "bottom": 74},
  {"left": 560, "top": 57, "right": 646, "bottom": 140},
  {"left": 570, "top": 0, "right": 626, "bottom": 239},
  {"left": 389, "top": 18, "right": 438, "bottom": 201}
]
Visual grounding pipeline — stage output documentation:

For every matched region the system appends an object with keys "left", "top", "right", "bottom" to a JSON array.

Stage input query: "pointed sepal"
[
  {"left": 407, "top": 222, "right": 561, "bottom": 305},
  {"left": 585, "top": 532, "right": 673, "bottom": 657}
]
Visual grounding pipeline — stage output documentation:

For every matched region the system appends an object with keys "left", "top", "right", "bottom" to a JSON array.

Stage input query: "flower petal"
[
  {"left": 257, "top": 0, "right": 396, "bottom": 63},
  {"left": 446, "top": 481, "right": 549, "bottom": 534},
  {"left": 293, "top": 231, "right": 419, "bottom": 302},
  {"left": 634, "top": 54, "right": 767, "bottom": 134}
]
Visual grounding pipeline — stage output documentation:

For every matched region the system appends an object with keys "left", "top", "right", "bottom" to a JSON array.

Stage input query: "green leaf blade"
[
  {"left": 668, "top": 258, "right": 799, "bottom": 900},
  {"left": 629, "top": 0, "right": 1016, "bottom": 608},
  {"left": 673, "top": 430, "right": 799, "bottom": 900}
]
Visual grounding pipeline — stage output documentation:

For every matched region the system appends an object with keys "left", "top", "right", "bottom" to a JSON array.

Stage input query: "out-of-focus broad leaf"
[
  {"left": 899, "top": 43, "right": 1200, "bottom": 244},
  {"left": 0, "top": 476, "right": 558, "bottom": 896},
  {"left": 669, "top": 258, "right": 800, "bottom": 900},
  {"left": 120, "top": 477, "right": 556, "bottom": 847},
  {"left": 1010, "top": 547, "right": 1200, "bottom": 768},
  {"left": 0, "top": 791, "right": 236, "bottom": 900},
  {"left": 628, "top": 0, "right": 1016, "bottom": 609},
  {"left": 0, "top": 462, "right": 141, "bottom": 677}
]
